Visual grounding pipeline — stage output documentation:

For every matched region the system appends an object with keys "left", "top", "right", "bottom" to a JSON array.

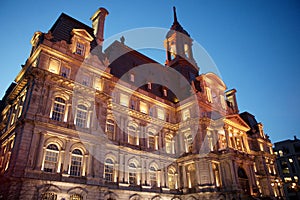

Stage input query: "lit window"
[
  {"left": 104, "top": 158, "right": 114, "bottom": 182},
  {"left": 70, "top": 194, "right": 83, "bottom": 200},
  {"left": 70, "top": 149, "right": 83, "bottom": 176},
  {"left": 184, "top": 130, "right": 193, "bottom": 152},
  {"left": 106, "top": 119, "right": 115, "bottom": 140},
  {"left": 130, "top": 74, "right": 135, "bottom": 82},
  {"left": 0, "top": 137, "right": 15, "bottom": 171},
  {"left": 48, "top": 58, "right": 60, "bottom": 74},
  {"left": 75, "top": 42, "right": 85, "bottom": 56},
  {"left": 120, "top": 93, "right": 129, "bottom": 107},
  {"left": 75, "top": 105, "right": 88, "bottom": 128},
  {"left": 139, "top": 101, "right": 148, "bottom": 114},
  {"left": 279, "top": 150, "right": 283, "bottom": 156},
  {"left": 289, "top": 158, "right": 293, "bottom": 163},
  {"left": 284, "top": 177, "right": 292, "bottom": 182},
  {"left": 60, "top": 66, "right": 70, "bottom": 78},
  {"left": 182, "top": 109, "right": 190, "bottom": 121},
  {"left": 128, "top": 125, "right": 138, "bottom": 145},
  {"left": 42, "top": 193, "right": 57, "bottom": 200},
  {"left": 128, "top": 162, "right": 137, "bottom": 185},
  {"left": 165, "top": 134, "right": 174, "bottom": 154},
  {"left": 43, "top": 144, "right": 59, "bottom": 173},
  {"left": 94, "top": 77, "right": 103, "bottom": 91},
  {"left": 168, "top": 168, "right": 176, "bottom": 189},
  {"left": 212, "top": 162, "right": 221, "bottom": 187},
  {"left": 157, "top": 108, "right": 165, "bottom": 120},
  {"left": 149, "top": 166, "right": 157, "bottom": 187},
  {"left": 51, "top": 97, "right": 66, "bottom": 122}
]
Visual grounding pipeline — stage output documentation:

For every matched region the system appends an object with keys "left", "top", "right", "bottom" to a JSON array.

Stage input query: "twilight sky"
[{"left": 0, "top": 0, "right": 299, "bottom": 143}]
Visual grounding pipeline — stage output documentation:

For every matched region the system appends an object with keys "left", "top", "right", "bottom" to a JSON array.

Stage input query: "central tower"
[{"left": 165, "top": 7, "right": 199, "bottom": 82}]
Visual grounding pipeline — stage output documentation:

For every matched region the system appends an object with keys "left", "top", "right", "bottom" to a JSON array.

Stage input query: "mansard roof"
[{"left": 49, "top": 13, "right": 97, "bottom": 48}]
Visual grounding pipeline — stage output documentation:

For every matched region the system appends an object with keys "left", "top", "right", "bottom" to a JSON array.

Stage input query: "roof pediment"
[
  {"left": 71, "top": 29, "right": 94, "bottom": 41},
  {"left": 224, "top": 114, "right": 250, "bottom": 132}
]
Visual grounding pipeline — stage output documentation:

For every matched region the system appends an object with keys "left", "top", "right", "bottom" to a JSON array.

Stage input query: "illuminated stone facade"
[{"left": 0, "top": 7, "right": 282, "bottom": 200}]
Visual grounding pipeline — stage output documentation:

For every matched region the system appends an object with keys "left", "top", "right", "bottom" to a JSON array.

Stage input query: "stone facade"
[{"left": 0, "top": 7, "right": 283, "bottom": 200}]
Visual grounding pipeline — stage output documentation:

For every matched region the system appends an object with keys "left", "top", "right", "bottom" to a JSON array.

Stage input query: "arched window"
[
  {"left": 70, "top": 194, "right": 83, "bottom": 200},
  {"left": 184, "top": 131, "right": 193, "bottom": 152},
  {"left": 148, "top": 131, "right": 157, "bottom": 150},
  {"left": 212, "top": 162, "right": 221, "bottom": 187},
  {"left": 51, "top": 97, "right": 66, "bottom": 121},
  {"left": 41, "top": 192, "right": 57, "bottom": 200},
  {"left": 106, "top": 119, "right": 115, "bottom": 140},
  {"left": 128, "top": 125, "right": 138, "bottom": 145},
  {"left": 70, "top": 149, "right": 83, "bottom": 176},
  {"left": 104, "top": 158, "right": 114, "bottom": 182},
  {"left": 128, "top": 162, "right": 137, "bottom": 185},
  {"left": 75, "top": 105, "right": 88, "bottom": 128},
  {"left": 168, "top": 168, "right": 176, "bottom": 189},
  {"left": 43, "top": 144, "right": 59, "bottom": 173},
  {"left": 165, "top": 134, "right": 174, "bottom": 154},
  {"left": 187, "top": 164, "right": 196, "bottom": 188},
  {"left": 149, "top": 165, "right": 157, "bottom": 187}
]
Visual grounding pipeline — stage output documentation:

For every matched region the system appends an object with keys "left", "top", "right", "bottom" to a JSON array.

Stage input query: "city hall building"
[{"left": 0, "top": 7, "right": 283, "bottom": 200}]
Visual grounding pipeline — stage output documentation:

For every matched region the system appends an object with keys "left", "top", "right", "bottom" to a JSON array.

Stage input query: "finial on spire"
[{"left": 173, "top": 6, "right": 178, "bottom": 23}]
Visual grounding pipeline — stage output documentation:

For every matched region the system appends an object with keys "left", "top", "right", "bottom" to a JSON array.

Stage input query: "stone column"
[{"left": 34, "top": 132, "right": 45, "bottom": 170}]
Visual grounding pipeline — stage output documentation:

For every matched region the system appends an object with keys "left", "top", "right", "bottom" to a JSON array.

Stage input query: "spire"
[
  {"left": 166, "top": 7, "right": 190, "bottom": 37},
  {"left": 173, "top": 6, "right": 178, "bottom": 23}
]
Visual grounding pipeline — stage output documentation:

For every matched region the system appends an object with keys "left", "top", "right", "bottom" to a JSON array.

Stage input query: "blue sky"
[{"left": 0, "top": 0, "right": 299, "bottom": 143}]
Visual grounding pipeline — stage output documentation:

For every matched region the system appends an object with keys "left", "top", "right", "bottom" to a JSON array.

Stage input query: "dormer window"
[
  {"left": 75, "top": 42, "right": 85, "bottom": 56},
  {"left": 130, "top": 74, "right": 135, "bottom": 82},
  {"left": 71, "top": 29, "right": 94, "bottom": 58},
  {"left": 163, "top": 88, "right": 167, "bottom": 97},
  {"left": 147, "top": 82, "right": 152, "bottom": 90}
]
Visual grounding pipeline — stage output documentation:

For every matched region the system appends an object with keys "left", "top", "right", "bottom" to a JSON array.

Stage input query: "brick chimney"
[{"left": 91, "top": 7, "right": 109, "bottom": 46}]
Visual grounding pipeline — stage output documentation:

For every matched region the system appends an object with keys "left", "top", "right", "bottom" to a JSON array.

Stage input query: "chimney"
[
  {"left": 91, "top": 7, "right": 109, "bottom": 46},
  {"left": 225, "top": 89, "right": 239, "bottom": 114}
]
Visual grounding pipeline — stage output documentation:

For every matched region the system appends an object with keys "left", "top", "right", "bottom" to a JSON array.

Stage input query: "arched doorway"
[{"left": 237, "top": 167, "right": 250, "bottom": 194}]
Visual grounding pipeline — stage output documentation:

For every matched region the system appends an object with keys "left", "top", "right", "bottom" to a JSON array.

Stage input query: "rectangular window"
[
  {"left": 60, "top": 66, "right": 70, "bottom": 78},
  {"left": 94, "top": 77, "right": 103, "bottom": 91},
  {"left": 81, "top": 74, "right": 90, "bottom": 86},
  {"left": 140, "top": 101, "right": 148, "bottom": 114},
  {"left": 157, "top": 108, "right": 165, "bottom": 120},
  {"left": 120, "top": 94, "right": 129, "bottom": 107},
  {"left": 48, "top": 58, "right": 60, "bottom": 74},
  {"left": 75, "top": 42, "right": 85, "bottom": 56},
  {"left": 182, "top": 109, "right": 190, "bottom": 121}
]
